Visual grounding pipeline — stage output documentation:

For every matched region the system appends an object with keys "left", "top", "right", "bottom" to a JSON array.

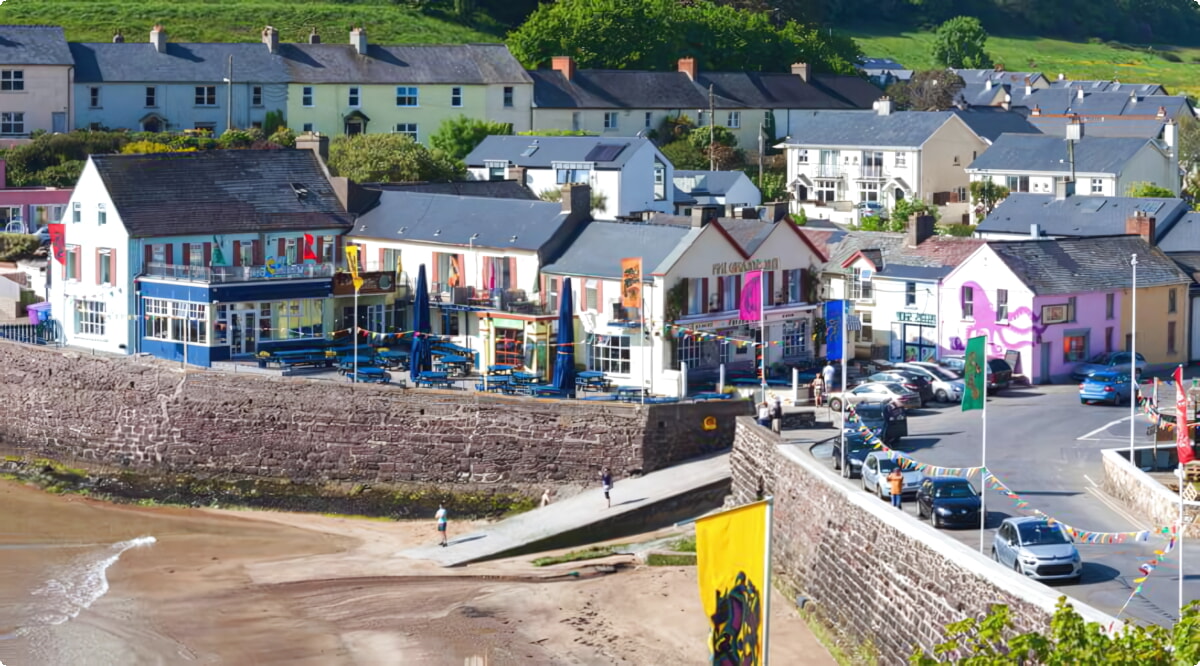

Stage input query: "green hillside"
[
  {"left": 851, "top": 27, "right": 1200, "bottom": 98},
  {"left": 0, "top": 0, "right": 501, "bottom": 44}
]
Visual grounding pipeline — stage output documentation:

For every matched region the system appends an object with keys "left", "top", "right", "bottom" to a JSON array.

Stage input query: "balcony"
[
  {"left": 429, "top": 283, "right": 551, "bottom": 316},
  {"left": 143, "top": 262, "right": 335, "bottom": 284},
  {"left": 815, "top": 164, "right": 841, "bottom": 178},
  {"left": 859, "top": 166, "right": 885, "bottom": 179}
]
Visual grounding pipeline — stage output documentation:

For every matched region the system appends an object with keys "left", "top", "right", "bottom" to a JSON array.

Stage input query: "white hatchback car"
[{"left": 860, "top": 451, "right": 921, "bottom": 500}]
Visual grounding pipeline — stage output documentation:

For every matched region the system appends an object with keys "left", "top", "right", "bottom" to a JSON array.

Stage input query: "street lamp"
[{"left": 1130, "top": 253, "right": 1137, "bottom": 467}]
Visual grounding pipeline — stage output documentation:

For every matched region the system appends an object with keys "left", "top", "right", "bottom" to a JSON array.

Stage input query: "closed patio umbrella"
[
  {"left": 410, "top": 264, "right": 433, "bottom": 383},
  {"left": 552, "top": 277, "right": 576, "bottom": 397}
]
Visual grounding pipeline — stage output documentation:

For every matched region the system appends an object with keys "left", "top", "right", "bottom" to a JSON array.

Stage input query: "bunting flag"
[
  {"left": 1175, "top": 366, "right": 1195, "bottom": 464},
  {"left": 845, "top": 405, "right": 984, "bottom": 477},
  {"left": 1117, "top": 524, "right": 1179, "bottom": 617}
]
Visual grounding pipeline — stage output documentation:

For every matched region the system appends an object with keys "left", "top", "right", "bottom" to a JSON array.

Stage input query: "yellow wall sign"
[{"left": 703, "top": 416, "right": 718, "bottom": 431}]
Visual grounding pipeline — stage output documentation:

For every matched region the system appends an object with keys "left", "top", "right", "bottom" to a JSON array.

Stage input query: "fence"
[{"left": 0, "top": 319, "right": 61, "bottom": 346}]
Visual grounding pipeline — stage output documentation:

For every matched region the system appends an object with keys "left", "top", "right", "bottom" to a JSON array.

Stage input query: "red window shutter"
[
  {"left": 203, "top": 242, "right": 212, "bottom": 266},
  {"left": 277, "top": 238, "right": 286, "bottom": 261},
  {"left": 767, "top": 271, "right": 776, "bottom": 306},
  {"left": 482, "top": 256, "right": 492, "bottom": 288},
  {"left": 507, "top": 257, "right": 517, "bottom": 289},
  {"left": 314, "top": 236, "right": 324, "bottom": 262},
  {"left": 110, "top": 249, "right": 117, "bottom": 286},
  {"left": 252, "top": 240, "right": 263, "bottom": 265},
  {"left": 232, "top": 240, "right": 241, "bottom": 265},
  {"left": 144, "top": 244, "right": 153, "bottom": 271},
  {"left": 716, "top": 276, "right": 725, "bottom": 308},
  {"left": 701, "top": 278, "right": 709, "bottom": 311},
  {"left": 165, "top": 243, "right": 174, "bottom": 266}
]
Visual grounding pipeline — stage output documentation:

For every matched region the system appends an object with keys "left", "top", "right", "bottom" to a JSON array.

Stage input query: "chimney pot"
[
  {"left": 1076, "top": 86, "right": 1084, "bottom": 101},
  {"left": 873, "top": 96, "right": 893, "bottom": 116},
  {"left": 790, "top": 62, "right": 811, "bottom": 82},
  {"left": 1158, "top": 105, "right": 1167, "bottom": 119},
  {"left": 1030, "top": 223, "right": 1041, "bottom": 238},
  {"left": 551, "top": 55, "right": 576, "bottom": 82},
  {"left": 350, "top": 27, "right": 367, "bottom": 55},
  {"left": 309, "top": 27, "right": 320, "bottom": 44},
  {"left": 678, "top": 57, "right": 698, "bottom": 81},
  {"left": 112, "top": 31, "right": 124, "bottom": 43},
  {"left": 691, "top": 205, "right": 719, "bottom": 228},
  {"left": 563, "top": 183, "right": 592, "bottom": 217},
  {"left": 261, "top": 25, "right": 279, "bottom": 53},
  {"left": 150, "top": 24, "right": 167, "bottom": 53}
]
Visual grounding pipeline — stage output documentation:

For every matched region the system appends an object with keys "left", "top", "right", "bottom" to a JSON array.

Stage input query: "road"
[{"left": 810, "top": 382, "right": 1197, "bottom": 627}]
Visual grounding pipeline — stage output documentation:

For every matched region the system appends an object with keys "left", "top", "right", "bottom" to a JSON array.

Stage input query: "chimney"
[
  {"left": 1075, "top": 86, "right": 1084, "bottom": 101},
  {"left": 678, "top": 57, "right": 698, "bottom": 81},
  {"left": 1125, "top": 212, "right": 1156, "bottom": 245},
  {"left": 1130, "top": 90, "right": 1138, "bottom": 104},
  {"left": 741, "top": 207, "right": 758, "bottom": 220},
  {"left": 1000, "top": 93, "right": 1011, "bottom": 112},
  {"left": 1025, "top": 77, "right": 1032, "bottom": 97},
  {"left": 563, "top": 183, "right": 591, "bottom": 217},
  {"left": 150, "top": 24, "right": 167, "bottom": 54},
  {"left": 112, "top": 31, "right": 124, "bottom": 43},
  {"left": 1066, "top": 115, "right": 1083, "bottom": 142},
  {"left": 506, "top": 166, "right": 527, "bottom": 184},
  {"left": 985, "top": 79, "right": 992, "bottom": 91},
  {"left": 1031, "top": 105, "right": 1041, "bottom": 117},
  {"left": 308, "top": 28, "right": 321, "bottom": 44},
  {"left": 873, "top": 96, "right": 893, "bottom": 116},
  {"left": 790, "top": 62, "right": 811, "bottom": 82},
  {"left": 1054, "top": 177, "right": 1076, "bottom": 200},
  {"left": 691, "top": 205, "right": 720, "bottom": 227},
  {"left": 906, "top": 214, "right": 936, "bottom": 247},
  {"left": 296, "top": 131, "right": 329, "bottom": 165},
  {"left": 1030, "top": 223, "right": 1041, "bottom": 238},
  {"left": 350, "top": 27, "right": 367, "bottom": 55},
  {"left": 261, "top": 25, "right": 279, "bottom": 54},
  {"left": 1157, "top": 105, "right": 1167, "bottom": 120},
  {"left": 551, "top": 55, "right": 576, "bottom": 82}
]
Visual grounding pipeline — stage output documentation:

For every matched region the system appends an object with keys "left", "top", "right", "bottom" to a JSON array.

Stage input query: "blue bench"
[
  {"left": 415, "top": 372, "right": 455, "bottom": 390},
  {"left": 694, "top": 392, "right": 733, "bottom": 401}
]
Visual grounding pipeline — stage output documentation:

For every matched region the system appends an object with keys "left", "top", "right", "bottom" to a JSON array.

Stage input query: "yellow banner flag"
[
  {"left": 696, "top": 500, "right": 769, "bottom": 666},
  {"left": 345, "top": 244, "right": 364, "bottom": 292}
]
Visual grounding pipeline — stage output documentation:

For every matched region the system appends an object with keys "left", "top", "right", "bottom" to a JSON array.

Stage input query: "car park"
[
  {"left": 942, "top": 356, "right": 1012, "bottom": 392},
  {"left": 1070, "top": 351, "right": 1146, "bottom": 381},
  {"left": 852, "top": 401, "right": 907, "bottom": 445},
  {"left": 860, "top": 451, "right": 922, "bottom": 500},
  {"left": 831, "top": 430, "right": 875, "bottom": 478},
  {"left": 915, "top": 476, "right": 982, "bottom": 528},
  {"left": 1079, "top": 371, "right": 1133, "bottom": 405},
  {"left": 826, "top": 382, "right": 921, "bottom": 412},
  {"left": 895, "top": 362, "right": 965, "bottom": 403},
  {"left": 859, "top": 370, "right": 933, "bottom": 406},
  {"left": 991, "top": 516, "right": 1082, "bottom": 582}
]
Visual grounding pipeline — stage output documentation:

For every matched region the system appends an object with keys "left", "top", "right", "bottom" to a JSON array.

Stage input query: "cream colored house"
[{"left": 0, "top": 26, "right": 74, "bottom": 141}]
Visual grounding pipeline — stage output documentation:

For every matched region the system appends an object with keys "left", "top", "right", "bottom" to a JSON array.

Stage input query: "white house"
[
  {"left": 0, "top": 25, "right": 74, "bottom": 139},
  {"left": 673, "top": 170, "right": 762, "bottom": 215},
  {"left": 464, "top": 135, "right": 674, "bottom": 220}
]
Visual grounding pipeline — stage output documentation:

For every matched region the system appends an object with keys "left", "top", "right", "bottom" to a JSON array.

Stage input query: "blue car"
[{"left": 1079, "top": 371, "right": 1133, "bottom": 405}]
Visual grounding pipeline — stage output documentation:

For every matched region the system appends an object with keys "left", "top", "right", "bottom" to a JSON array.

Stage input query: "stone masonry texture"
[{"left": 0, "top": 342, "right": 749, "bottom": 486}]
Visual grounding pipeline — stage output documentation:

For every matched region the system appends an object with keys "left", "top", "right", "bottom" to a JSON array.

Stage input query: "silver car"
[
  {"left": 991, "top": 517, "right": 1082, "bottom": 582},
  {"left": 860, "top": 451, "right": 921, "bottom": 500},
  {"left": 826, "top": 382, "right": 921, "bottom": 411},
  {"left": 895, "top": 362, "right": 965, "bottom": 403}
]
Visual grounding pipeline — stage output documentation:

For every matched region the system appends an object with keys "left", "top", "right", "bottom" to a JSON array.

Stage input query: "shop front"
[
  {"left": 477, "top": 312, "right": 557, "bottom": 378},
  {"left": 891, "top": 310, "right": 938, "bottom": 362}
]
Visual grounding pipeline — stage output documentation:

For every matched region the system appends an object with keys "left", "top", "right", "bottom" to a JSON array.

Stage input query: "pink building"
[{"left": 0, "top": 161, "right": 72, "bottom": 233}]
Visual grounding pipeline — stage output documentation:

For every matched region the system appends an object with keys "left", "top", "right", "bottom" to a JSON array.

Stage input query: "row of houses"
[
  {"left": 39, "top": 136, "right": 1200, "bottom": 391},
  {"left": 2, "top": 24, "right": 878, "bottom": 147}
]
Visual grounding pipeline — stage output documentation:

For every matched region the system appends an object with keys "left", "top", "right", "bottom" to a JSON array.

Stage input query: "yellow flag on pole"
[
  {"left": 345, "top": 244, "right": 364, "bottom": 292},
  {"left": 696, "top": 499, "right": 771, "bottom": 666}
]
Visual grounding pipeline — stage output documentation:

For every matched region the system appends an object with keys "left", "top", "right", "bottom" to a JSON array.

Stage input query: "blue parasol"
[
  {"left": 552, "top": 277, "right": 576, "bottom": 396},
  {"left": 410, "top": 264, "right": 433, "bottom": 383}
]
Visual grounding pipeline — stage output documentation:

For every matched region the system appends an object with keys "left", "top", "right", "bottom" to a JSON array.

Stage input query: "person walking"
[
  {"left": 435, "top": 504, "right": 449, "bottom": 547},
  {"left": 770, "top": 396, "right": 783, "bottom": 434},
  {"left": 812, "top": 373, "right": 825, "bottom": 407},
  {"left": 540, "top": 489, "right": 552, "bottom": 507},
  {"left": 887, "top": 468, "right": 905, "bottom": 509},
  {"left": 600, "top": 468, "right": 613, "bottom": 508},
  {"left": 822, "top": 360, "right": 835, "bottom": 393},
  {"left": 757, "top": 401, "right": 771, "bottom": 428}
]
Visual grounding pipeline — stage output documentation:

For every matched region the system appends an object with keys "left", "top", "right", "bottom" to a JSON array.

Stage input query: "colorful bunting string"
[
  {"left": 1117, "top": 524, "right": 1179, "bottom": 618},
  {"left": 845, "top": 405, "right": 985, "bottom": 478}
]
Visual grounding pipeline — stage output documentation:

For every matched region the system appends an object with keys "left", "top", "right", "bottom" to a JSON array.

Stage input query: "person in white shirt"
[
  {"left": 822, "top": 361, "right": 835, "bottom": 391},
  {"left": 435, "top": 504, "right": 448, "bottom": 547}
]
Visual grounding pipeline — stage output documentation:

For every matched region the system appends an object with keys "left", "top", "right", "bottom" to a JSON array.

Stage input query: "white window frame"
[
  {"left": 75, "top": 300, "right": 106, "bottom": 337},
  {"left": 0, "top": 111, "right": 24, "bottom": 136},
  {"left": 590, "top": 334, "right": 631, "bottom": 375},
  {"left": 796, "top": 149, "right": 809, "bottom": 164},
  {"left": 348, "top": 86, "right": 360, "bottom": 107},
  {"left": 859, "top": 181, "right": 880, "bottom": 202},
  {"left": 98, "top": 248, "right": 113, "bottom": 286},
  {"left": 603, "top": 112, "right": 618, "bottom": 130},
  {"left": 962, "top": 285, "right": 974, "bottom": 319},
  {"left": 678, "top": 335, "right": 703, "bottom": 368},
  {"left": 394, "top": 123, "right": 418, "bottom": 139},
  {"left": 782, "top": 319, "right": 808, "bottom": 358},
  {"left": 0, "top": 70, "right": 23, "bottom": 92},
  {"left": 997, "top": 288, "right": 1009, "bottom": 322},
  {"left": 97, "top": 202, "right": 106, "bottom": 225},
  {"left": 302, "top": 86, "right": 314, "bottom": 107},
  {"left": 905, "top": 281, "right": 916, "bottom": 307},
  {"left": 72, "top": 201, "right": 81, "bottom": 223},
  {"left": 1090, "top": 178, "right": 1104, "bottom": 194},
  {"left": 451, "top": 87, "right": 462, "bottom": 107},
  {"left": 395, "top": 86, "right": 419, "bottom": 107},
  {"left": 895, "top": 151, "right": 907, "bottom": 167},
  {"left": 848, "top": 268, "right": 873, "bottom": 301},
  {"left": 726, "top": 111, "right": 741, "bottom": 128}
]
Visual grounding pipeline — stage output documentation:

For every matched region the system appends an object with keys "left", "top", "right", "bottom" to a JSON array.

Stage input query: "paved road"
[{"left": 811, "top": 383, "right": 1197, "bottom": 627}]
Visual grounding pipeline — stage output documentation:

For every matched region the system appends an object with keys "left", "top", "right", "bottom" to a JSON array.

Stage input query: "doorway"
[
  {"left": 52, "top": 112, "right": 66, "bottom": 133},
  {"left": 229, "top": 309, "right": 257, "bottom": 355}
]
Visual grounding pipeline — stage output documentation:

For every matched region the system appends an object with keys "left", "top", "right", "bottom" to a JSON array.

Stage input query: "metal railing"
[
  {"left": 859, "top": 166, "right": 884, "bottom": 179},
  {"left": 815, "top": 164, "right": 841, "bottom": 178},
  {"left": 143, "top": 262, "right": 335, "bottom": 283},
  {"left": 0, "top": 320, "right": 60, "bottom": 346}
]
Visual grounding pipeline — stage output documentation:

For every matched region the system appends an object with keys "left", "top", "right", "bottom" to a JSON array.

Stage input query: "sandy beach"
[{"left": 0, "top": 479, "right": 834, "bottom": 665}]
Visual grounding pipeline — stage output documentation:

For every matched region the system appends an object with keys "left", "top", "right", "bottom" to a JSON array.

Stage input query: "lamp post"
[{"left": 1130, "top": 253, "right": 1137, "bottom": 466}]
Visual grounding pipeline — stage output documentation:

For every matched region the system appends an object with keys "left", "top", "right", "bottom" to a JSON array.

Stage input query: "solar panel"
[
  {"left": 520, "top": 144, "right": 539, "bottom": 157},
  {"left": 584, "top": 144, "right": 626, "bottom": 162}
]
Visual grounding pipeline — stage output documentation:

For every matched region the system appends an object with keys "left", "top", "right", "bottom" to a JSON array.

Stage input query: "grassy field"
[
  {"left": 0, "top": 0, "right": 501, "bottom": 44},
  {"left": 850, "top": 27, "right": 1200, "bottom": 98}
]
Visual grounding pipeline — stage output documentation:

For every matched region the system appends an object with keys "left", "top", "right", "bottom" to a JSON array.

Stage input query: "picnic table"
[
  {"left": 693, "top": 392, "right": 733, "bottom": 401},
  {"left": 512, "top": 371, "right": 541, "bottom": 384},
  {"left": 530, "top": 386, "right": 567, "bottom": 398},
  {"left": 337, "top": 357, "right": 381, "bottom": 375},
  {"left": 415, "top": 371, "right": 455, "bottom": 390},
  {"left": 434, "top": 354, "right": 473, "bottom": 376},
  {"left": 487, "top": 364, "right": 515, "bottom": 376},
  {"left": 615, "top": 385, "right": 649, "bottom": 402},
  {"left": 575, "top": 370, "right": 612, "bottom": 392},
  {"left": 377, "top": 349, "right": 409, "bottom": 370},
  {"left": 476, "top": 375, "right": 511, "bottom": 393},
  {"left": 347, "top": 367, "right": 393, "bottom": 384}
]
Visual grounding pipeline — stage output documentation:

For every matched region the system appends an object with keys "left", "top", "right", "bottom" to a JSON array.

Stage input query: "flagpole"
[
  {"left": 1131, "top": 253, "right": 1138, "bottom": 466},
  {"left": 760, "top": 269, "right": 767, "bottom": 404},
  {"left": 641, "top": 280, "right": 646, "bottom": 406},
  {"left": 1179, "top": 364, "right": 1186, "bottom": 618},
  {"left": 840, "top": 299, "right": 847, "bottom": 474},
  {"left": 762, "top": 495, "right": 774, "bottom": 666},
  {"left": 980, "top": 366, "right": 988, "bottom": 555}
]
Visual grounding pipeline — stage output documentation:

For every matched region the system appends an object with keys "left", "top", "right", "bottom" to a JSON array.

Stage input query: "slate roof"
[
  {"left": 70, "top": 42, "right": 289, "bottom": 83},
  {"left": 953, "top": 69, "right": 1047, "bottom": 87},
  {"left": 1013, "top": 89, "right": 1189, "bottom": 118},
  {"left": 777, "top": 110, "right": 960, "bottom": 148},
  {"left": 858, "top": 57, "right": 908, "bottom": 71},
  {"left": 988, "top": 235, "right": 1189, "bottom": 295},
  {"left": 807, "top": 75, "right": 885, "bottom": 108},
  {"left": 465, "top": 135, "right": 652, "bottom": 169},
  {"left": 1169, "top": 252, "right": 1200, "bottom": 276},
  {"left": 975, "top": 193, "right": 1190, "bottom": 239},
  {"left": 349, "top": 191, "right": 569, "bottom": 252},
  {"left": 1047, "top": 79, "right": 1167, "bottom": 95},
  {"left": 281, "top": 43, "right": 530, "bottom": 84},
  {"left": 673, "top": 171, "right": 746, "bottom": 197},
  {"left": 799, "top": 228, "right": 984, "bottom": 280},
  {"left": 950, "top": 109, "right": 1041, "bottom": 142},
  {"left": 368, "top": 180, "right": 537, "bottom": 200},
  {"left": 92, "top": 150, "right": 351, "bottom": 238},
  {"left": 967, "top": 134, "right": 1154, "bottom": 174},
  {"left": 541, "top": 221, "right": 698, "bottom": 279},
  {"left": 1029, "top": 116, "right": 1165, "bottom": 140},
  {"left": 1155, "top": 211, "right": 1200, "bottom": 253},
  {"left": 698, "top": 72, "right": 865, "bottom": 109},
  {"left": 0, "top": 25, "right": 72, "bottom": 66}
]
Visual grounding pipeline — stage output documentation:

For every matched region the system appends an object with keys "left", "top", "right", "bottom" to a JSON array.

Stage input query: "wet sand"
[{"left": 0, "top": 480, "right": 834, "bottom": 665}]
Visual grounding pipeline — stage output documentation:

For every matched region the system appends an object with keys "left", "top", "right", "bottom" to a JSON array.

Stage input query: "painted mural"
[{"left": 943, "top": 281, "right": 1047, "bottom": 376}]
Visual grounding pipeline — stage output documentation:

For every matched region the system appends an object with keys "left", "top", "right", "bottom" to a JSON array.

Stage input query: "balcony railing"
[
  {"left": 429, "top": 283, "right": 551, "bottom": 315},
  {"left": 815, "top": 164, "right": 841, "bottom": 178},
  {"left": 859, "top": 166, "right": 884, "bottom": 179},
  {"left": 143, "top": 262, "right": 335, "bottom": 283}
]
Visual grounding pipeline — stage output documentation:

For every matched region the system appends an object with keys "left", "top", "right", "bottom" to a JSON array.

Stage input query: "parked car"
[
  {"left": 895, "top": 362, "right": 965, "bottom": 403},
  {"left": 831, "top": 430, "right": 875, "bottom": 478},
  {"left": 938, "top": 356, "right": 966, "bottom": 372},
  {"left": 1070, "top": 351, "right": 1146, "bottom": 381},
  {"left": 915, "top": 476, "right": 982, "bottom": 528},
  {"left": 1079, "top": 371, "right": 1134, "bottom": 405},
  {"left": 826, "top": 382, "right": 921, "bottom": 412},
  {"left": 34, "top": 226, "right": 50, "bottom": 245},
  {"left": 991, "top": 516, "right": 1082, "bottom": 582},
  {"left": 852, "top": 401, "right": 907, "bottom": 445},
  {"left": 859, "top": 370, "right": 933, "bottom": 406},
  {"left": 943, "top": 356, "right": 1012, "bottom": 392},
  {"left": 860, "top": 451, "right": 922, "bottom": 500},
  {"left": 857, "top": 201, "right": 885, "bottom": 218}
]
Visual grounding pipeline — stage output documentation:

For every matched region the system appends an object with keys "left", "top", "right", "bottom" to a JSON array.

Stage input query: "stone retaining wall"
[
  {"left": 0, "top": 341, "right": 749, "bottom": 487},
  {"left": 729, "top": 417, "right": 1117, "bottom": 665},
  {"left": 1101, "top": 447, "right": 1200, "bottom": 538}
]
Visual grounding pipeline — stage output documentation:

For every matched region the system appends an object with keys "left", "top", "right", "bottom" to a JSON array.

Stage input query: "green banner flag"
[{"left": 962, "top": 335, "right": 986, "bottom": 412}]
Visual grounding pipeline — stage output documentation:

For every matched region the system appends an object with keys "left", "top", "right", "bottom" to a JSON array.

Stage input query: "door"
[
  {"left": 346, "top": 119, "right": 363, "bottom": 136},
  {"left": 229, "top": 309, "right": 257, "bottom": 355},
  {"left": 52, "top": 112, "right": 66, "bottom": 133},
  {"left": 1039, "top": 342, "right": 1051, "bottom": 384}
]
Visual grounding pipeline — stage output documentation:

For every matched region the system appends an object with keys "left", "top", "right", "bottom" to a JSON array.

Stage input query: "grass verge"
[
  {"left": 798, "top": 606, "right": 879, "bottom": 666},
  {"left": 647, "top": 553, "right": 696, "bottom": 566},
  {"left": 532, "top": 545, "right": 623, "bottom": 566},
  {"left": 670, "top": 535, "right": 697, "bottom": 553}
]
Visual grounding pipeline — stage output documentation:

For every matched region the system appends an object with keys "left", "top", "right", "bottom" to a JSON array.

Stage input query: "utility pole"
[
  {"left": 708, "top": 84, "right": 715, "bottom": 171},
  {"left": 225, "top": 55, "right": 234, "bottom": 132},
  {"left": 758, "top": 120, "right": 765, "bottom": 189}
]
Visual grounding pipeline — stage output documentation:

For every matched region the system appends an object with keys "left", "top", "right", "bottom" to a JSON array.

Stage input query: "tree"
[
  {"left": 1176, "top": 113, "right": 1200, "bottom": 174},
  {"left": 1126, "top": 181, "right": 1176, "bottom": 198},
  {"left": 660, "top": 140, "right": 708, "bottom": 170},
  {"left": 757, "top": 171, "right": 787, "bottom": 202},
  {"left": 326, "top": 134, "right": 463, "bottom": 183},
  {"left": 969, "top": 180, "right": 1010, "bottom": 220},
  {"left": 688, "top": 125, "right": 738, "bottom": 151},
  {"left": 892, "top": 196, "right": 940, "bottom": 226},
  {"left": 790, "top": 207, "right": 808, "bottom": 226},
  {"left": 430, "top": 115, "right": 513, "bottom": 162},
  {"left": 911, "top": 597, "right": 1200, "bottom": 665},
  {"left": 887, "top": 70, "right": 966, "bottom": 112},
  {"left": 931, "top": 16, "right": 993, "bottom": 69}
]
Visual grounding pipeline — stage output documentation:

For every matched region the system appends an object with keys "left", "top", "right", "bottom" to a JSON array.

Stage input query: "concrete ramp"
[{"left": 399, "top": 453, "right": 731, "bottom": 567}]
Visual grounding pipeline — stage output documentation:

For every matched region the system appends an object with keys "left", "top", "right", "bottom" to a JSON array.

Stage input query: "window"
[
  {"left": 905, "top": 282, "right": 916, "bottom": 307},
  {"left": 961, "top": 285, "right": 974, "bottom": 319},
  {"left": 645, "top": 112, "right": 653, "bottom": 128},
  {"left": 187, "top": 243, "right": 205, "bottom": 267},
  {"left": 348, "top": 86, "right": 360, "bottom": 107},
  {"left": 151, "top": 243, "right": 166, "bottom": 264},
  {"left": 677, "top": 335, "right": 703, "bottom": 368},
  {"left": 996, "top": 289, "right": 1008, "bottom": 322},
  {"left": 815, "top": 179, "right": 837, "bottom": 203},
  {"left": 653, "top": 160, "right": 666, "bottom": 201},
  {"left": 144, "top": 298, "right": 213, "bottom": 344},
  {"left": 394, "top": 123, "right": 418, "bottom": 139},
  {"left": 1106, "top": 292, "right": 1115, "bottom": 320},
  {"left": 726, "top": 111, "right": 740, "bottom": 128},
  {"left": 849, "top": 268, "right": 873, "bottom": 300},
  {"left": 75, "top": 300, "right": 106, "bottom": 337},
  {"left": 783, "top": 268, "right": 802, "bottom": 304},
  {"left": 238, "top": 241, "right": 254, "bottom": 267},
  {"left": 857, "top": 311, "right": 873, "bottom": 343},
  {"left": 782, "top": 319, "right": 808, "bottom": 358},
  {"left": 555, "top": 164, "right": 590, "bottom": 185},
  {"left": 1091, "top": 178, "right": 1103, "bottom": 194},
  {"left": 1067, "top": 296, "right": 1077, "bottom": 322},
  {"left": 285, "top": 238, "right": 298, "bottom": 264},
  {"left": 952, "top": 155, "right": 960, "bottom": 166},
  {"left": 0, "top": 206, "right": 19, "bottom": 229},
  {"left": 302, "top": 123, "right": 314, "bottom": 133},
  {"left": 796, "top": 149, "right": 809, "bottom": 164},
  {"left": 859, "top": 181, "right": 880, "bottom": 202},
  {"left": 895, "top": 151, "right": 906, "bottom": 167},
  {"left": 72, "top": 201, "right": 81, "bottom": 223},
  {"left": 436, "top": 252, "right": 465, "bottom": 289},
  {"left": 1169, "top": 288, "right": 1178, "bottom": 313},
  {"left": 145, "top": 86, "right": 157, "bottom": 108},
  {"left": 87, "top": 86, "right": 101, "bottom": 108},
  {"left": 503, "top": 86, "right": 514, "bottom": 108},
  {"left": 0, "top": 111, "right": 23, "bottom": 135},
  {"left": 302, "top": 87, "right": 314, "bottom": 107},
  {"left": 251, "top": 86, "right": 263, "bottom": 106},
  {"left": 1169, "top": 321, "right": 1178, "bottom": 354},
  {"left": 1005, "top": 175, "right": 1030, "bottom": 193},
  {"left": 603, "top": 112, "right": 618, "bottom": 130},
  {"left": 451, "top": 87, "right": 462, "bottom": 107},
  {"left": 32, "top": 204, "right": 65, "bottom": 226},
  {"left": 97, "top": 203, "right": 106, "bottom": 225},
  {"left": 590, "top": 334, "right": 631, "bottom": 374},
  {"left": 395, "top": 86, "right": 418, "bottom": 107},
  {"left": 1105, "top": 326, "right": 1113, "bottom": 353},
  {"left": 584, "top": 279, "right": 599, "bottom": 311},
  {"left": 195, "top": 86, "right": 216, "bottom": 106},
  {"left": 65, "top": 245, "right": 80, "bottom": 281},
  {"left": 0, "top": 70, "right": 23, "bottom": 92},
  {"left": 688, "top": 277, "right": 705, "bottom": 315},
  {"left": 98, "top": 249, "right": 113, "bottom": 285},
  {"left": 382, "top": 248, "right": 402, "bottom": 273},
  {"left": 1063, "top": 333, "right": 1088, "bottom": 362},
  {"left": 721, "top": 276, "right": 738, "bottom": 311},
  {"left": 321, "top": 236, "right": 334, "bottom": 264}
]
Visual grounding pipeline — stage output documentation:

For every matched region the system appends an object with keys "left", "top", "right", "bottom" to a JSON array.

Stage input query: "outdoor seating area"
[{"left": 414, "top": 371, "right": 455, "bottom": 389}]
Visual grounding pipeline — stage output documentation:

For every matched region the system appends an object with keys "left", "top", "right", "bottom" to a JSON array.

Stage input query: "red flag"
[
  {"left": 49, "top": 223, "right": 66, "bottom": 265},
  {"left": 302, "top": 234, "right": 318, "bottom": 263},
  {"left": 1175, "top": 366, "right": 1194, "bottom": 464}
]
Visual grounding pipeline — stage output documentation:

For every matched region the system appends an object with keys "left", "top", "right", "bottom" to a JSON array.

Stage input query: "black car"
[
  {"left": 831, "top": 430, "right": 875, "bottom": 478},
  {"left": 853, "top": 401, "right": 907, "bottom": 445},
  {"left": 915, "top": 476, "right": 982, "bottom": 528},
  {"left": 859, "top": 371, "right": 932, "bottom": 406}
]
